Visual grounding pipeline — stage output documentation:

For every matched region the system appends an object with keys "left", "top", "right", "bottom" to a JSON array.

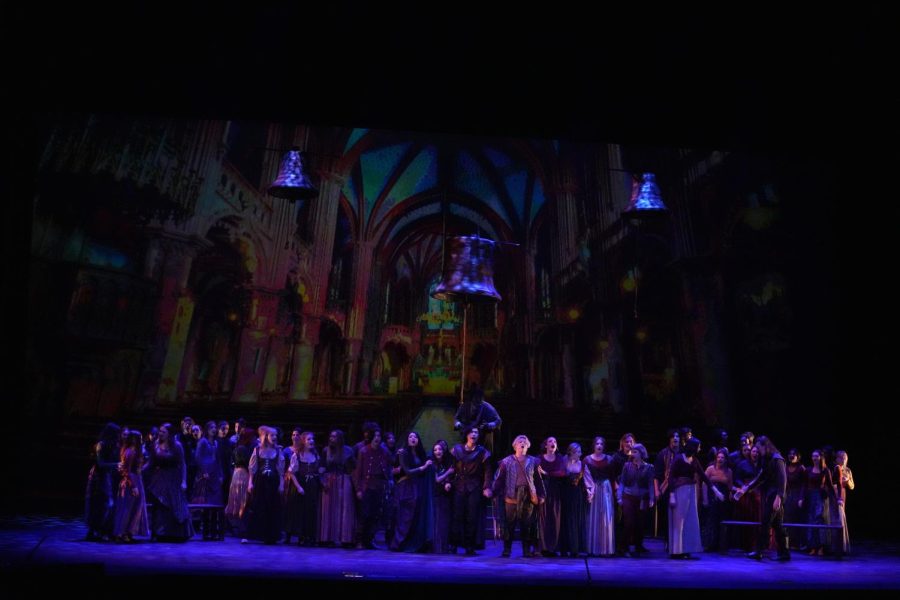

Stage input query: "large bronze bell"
[
  {"left": 268, "top": 149, "right": 319, "bottom": 200},
  {"left": 623, "top": 172, "right": 667, "bottom": 218},
  {"left": 431, "top": 235, "right": 502, "bottom": 304}
]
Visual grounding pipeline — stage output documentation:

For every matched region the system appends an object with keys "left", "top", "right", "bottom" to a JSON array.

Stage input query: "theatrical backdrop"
[
  {"left": 22, "top": 113, "right": 862, "bottom": 522},
  {"left": 28, "top": 117, "right": 793, "bottom": 415}
]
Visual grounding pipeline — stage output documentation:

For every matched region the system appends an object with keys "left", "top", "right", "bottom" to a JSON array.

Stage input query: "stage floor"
[{"left": 2, "top": 514, "right": 899, "bottom": 595}]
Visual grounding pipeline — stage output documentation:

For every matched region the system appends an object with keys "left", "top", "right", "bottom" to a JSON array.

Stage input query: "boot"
[{"left": 522, "top": 541, "right": 536, "bottom": 558}]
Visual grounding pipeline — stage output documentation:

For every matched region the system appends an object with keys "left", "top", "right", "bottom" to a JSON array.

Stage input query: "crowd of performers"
[{"left": 85, "top": 409, "right": 854, "bottom": 561}]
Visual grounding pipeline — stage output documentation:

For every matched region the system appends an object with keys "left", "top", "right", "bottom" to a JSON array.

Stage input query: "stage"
[{"left": 2, "top": 514, "right": 898, "bottom": 595}]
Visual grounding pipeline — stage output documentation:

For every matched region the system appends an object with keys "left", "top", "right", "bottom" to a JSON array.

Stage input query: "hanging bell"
[
  {"left": 432, "top": 235, "right": 502, "bottom": 304},
  {"left": 623, "top": 172, "right": 667, "bottom": 218},
  {"left": 268, "top": 148, "right": 319, "bottom": 200}
]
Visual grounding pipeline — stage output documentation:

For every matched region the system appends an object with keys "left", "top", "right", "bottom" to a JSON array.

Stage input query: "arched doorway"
[
  {"left": 375, "top": 340, "right": 411, "bottom": 394},
  {"left": 181, "top": 228, "right": 252, "bottom": 400}
]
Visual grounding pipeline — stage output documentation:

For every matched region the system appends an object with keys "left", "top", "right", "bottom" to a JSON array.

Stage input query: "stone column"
[
  {"left": 137, "top": 234, "right": 206, "bottom": 406},
  {"left": 344, "top": 240, "right": 375, "bottom": 394}
]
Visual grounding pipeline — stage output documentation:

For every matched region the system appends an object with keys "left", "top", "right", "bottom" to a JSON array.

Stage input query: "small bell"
[
  {"left": 623, "top": 172, "right": 667, "bottom": 218},
  {"left": 268, "top": 149, "right": 319, "bottom": 200}
]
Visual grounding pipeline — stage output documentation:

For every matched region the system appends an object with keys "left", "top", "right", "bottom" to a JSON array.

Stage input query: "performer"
[
  {"left": 653, "top": 428, "right": 680, "bottom": 544},
  {"left": 245, "top": 426, "right": 285, "bottom": 544},
  {"left": 224, "top": 428, "right": 255, "bottom": 539},
  {"left": 784, "top": 448, "right": 807, "bottom": 549},
  {"left": 146, "top": 423, "right": 194, "bottom": 541},
  {"left": 85, "top": 422, "right": 120, "bottom": 541},
  {"left": 430, "top": 440, "right": 455, "bottom": 553},
  {"left": 112, "top": 429, "right": 149, "bottom": 542},
  {"left": 454, "top": 384, "right": 502, "bottom": 453},
  {"left": 738, "top": 435, "right": 790, "bottom": 561},
  {"left": 618, "top": 443, "right": 655, "bottom": 557},
  {"left": 319, "top": 429, "right": 356, "bottom": 547},
  {"left": 450, "top": 427, "right": 493, "bottom": 555},
  {"left": 559, "top": 442, "right": 593, "bottom": 558},
  {"left": 492, "top": 435, "right": 544, "bottom": 558},
  {"left": 584, "top": 436, "right": 616, "bottom": 557},
  {"left": 667, "top": 437, "right": 724, "bottom": 559},
  {"left": 833, "top": 450, "right": 854, "bottom": 554},
  {"left": 389, "top": 432, "right": 433, "bottom": 552},
  {"left": 537, "top": 436, "right": 566, "bottom": 556},
  {"left": 353, "top": 429, "right": 393, "bottom": 549},
  {"left": 284, "top": 430, "right": 321, "bottom": 547}
]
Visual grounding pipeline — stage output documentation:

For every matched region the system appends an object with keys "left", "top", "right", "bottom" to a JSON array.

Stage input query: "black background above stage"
[
  {"left": 5, "top": 4, "right": 895, "bottom": 151},
  {"left": 6, "top": 4, "right": 898, "bottom": 536}
]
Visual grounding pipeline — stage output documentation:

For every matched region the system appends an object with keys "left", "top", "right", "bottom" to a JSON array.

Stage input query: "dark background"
[{"left": 5, "top": 5, "right": 898, "bottom": 537}]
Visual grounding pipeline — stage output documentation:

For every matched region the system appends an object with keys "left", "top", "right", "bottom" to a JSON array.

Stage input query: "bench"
[
  {"left": 719, "top": 520, "right": 844, "bottom": 555},
  {"left": 145, "top": 503, "right": 226, "bottom": 540}
]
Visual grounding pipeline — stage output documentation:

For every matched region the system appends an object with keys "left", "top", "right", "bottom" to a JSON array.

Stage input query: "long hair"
[
  {"left": 327, "top": 430, "right": 347, "bottom": 466},
  {"left": 683, "top": 437, "right": 701, "bottom": 458},
  {"left": 403, "top": 431, "right": 427, "bottom": 463},
  {"left": 120, "top": 430, "right": 143, "bottom": 469},
  {"left": 431, "top": 440, "right": 453, "bottom": 470},
  {"left": 329, "top": 429, "right": 346, "bottom": 448},
  {"left": 810, "top": 449, "right": 826, "bottom": 470},
  {"left": 755, "top": 435, "right": 781, "bottom": 460}
]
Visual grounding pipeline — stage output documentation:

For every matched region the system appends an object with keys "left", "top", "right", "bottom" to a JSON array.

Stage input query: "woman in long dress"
[
  {"left": 284, "top": 430, "right": 321, "bottom": 546},
  {"left": 560, "top": 442, "right": 593, "bottom": 557},
  {"left": 191, "top": 421, "right": 224, "bottom": 539},
  {"left": 390, "top": 432, "right": 433, "bottom": 552},
  {"left": 833, "top": 450, "right": 854, "bottom": 554},
  {"left": 318, "top": 429, "right": 356, "bottom": 547},
  {"left": 282, "top": 426, "right": 305, "bottom": 544},
  {"left": 583, "top": 436, "right": 615, "bottom": 557},
  {"left": 146, "top": 423, "right": 194, "bottom": 541},
  {"left": 805, "top": 448, "right": 837, "bottom": 555},
  {"left": 245, "top": 425, "right": 285, "bottom": 544},
  {"left": 225, "top": 428, "right": 255, "bottom": 538},
  {"left": 192, "top": 421, "right": 223, "bottom": 504},
  {"left": 537, "top": 436, "right": 566, "bottom": 557},
  {"left": 113, "top": 430, "right": 149, "bottom": 542},
  {"left": 667, "top": 438, "right": 724, "bottom": 559},
  {"left": 430, "top": 440, "right": 454, "bottom": 553}
]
